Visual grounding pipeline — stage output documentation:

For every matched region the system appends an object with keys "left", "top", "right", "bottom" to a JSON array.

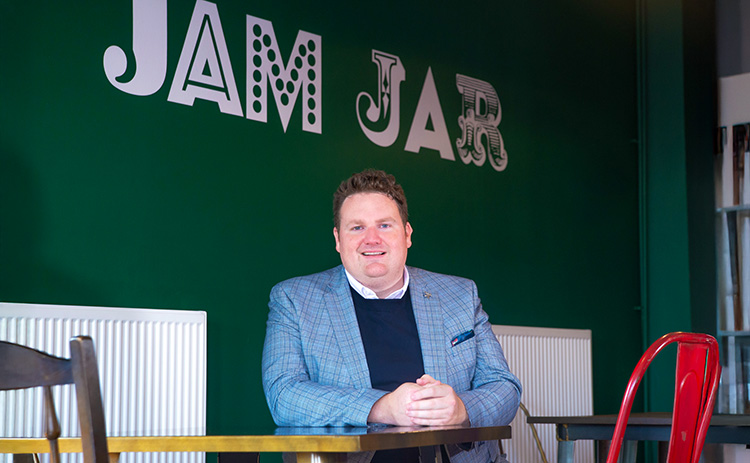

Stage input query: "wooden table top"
[{"left": 0, "top": 425, "right": 512, "bottom": 454}]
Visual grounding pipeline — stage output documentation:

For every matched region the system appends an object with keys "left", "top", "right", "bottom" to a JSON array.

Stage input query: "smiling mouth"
[{"left": 362, "top": 251, "right": 385, "bottom": 256}]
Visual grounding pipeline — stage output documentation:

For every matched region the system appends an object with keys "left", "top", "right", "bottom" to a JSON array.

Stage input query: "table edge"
[{"left": 0, "top": 426, "right": 511, "bottom": 454}]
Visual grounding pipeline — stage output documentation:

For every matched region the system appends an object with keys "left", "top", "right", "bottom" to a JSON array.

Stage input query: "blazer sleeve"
[
  {"left": 455, "top": 280, "right": 522, "bottom": 427},
  {"left": 261, "top": 280, "right": 387, "bottom": 426}
]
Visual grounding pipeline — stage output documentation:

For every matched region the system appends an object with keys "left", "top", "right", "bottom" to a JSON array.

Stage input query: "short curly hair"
[{"left": 333, "top": 169, "right": 409, "bottom": 229}]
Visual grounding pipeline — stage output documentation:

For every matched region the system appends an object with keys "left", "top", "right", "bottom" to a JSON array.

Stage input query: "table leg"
[
  {"left": 558, "top": 440, "right": 575, "bottom": 463},
  {"left": 597, "top": 439, "right": 610, "bottom": 462},
  {"left": 419, "top": 445, "right": 442, "bottom": 463},
  {"left": 701, "top": 443, "right": 721, "bottom": 463},
  {"left": 12, "top": 455, "right": 35, "bottom": 463},
  {"left": 217, "top": 452, "right": 259, "bottom": 463},
  {"left": 109, "top": 453, "right": 121, "bottom": 463},
  {"left": 620, "top": 441, "right": 637, "bottom": 463},
  {"left": 596, "top": 439, "right": 637, "bottom": 463},
  {"left": 296, "top": 452, "right": 347, "bottom": 463},
  {"left": 657, "top": 441, "right": 668, "bottom": 463}
]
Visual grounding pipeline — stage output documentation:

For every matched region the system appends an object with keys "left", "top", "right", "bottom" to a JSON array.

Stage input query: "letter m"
[{"left": 246, "top": 16, "right": 322, "bottom": 134}]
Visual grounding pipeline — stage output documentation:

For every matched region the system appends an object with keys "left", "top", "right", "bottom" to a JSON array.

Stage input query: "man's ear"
[
  {"left": 333, "top": 227, "right": 341, "bottom": 253},
  {"left": 405, "top": 222, "right": 413, "bottom": 248}
]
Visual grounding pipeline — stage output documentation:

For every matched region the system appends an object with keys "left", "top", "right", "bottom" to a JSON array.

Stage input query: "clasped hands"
[{"left": 368, "top": 374, "right": 469, "bottom": 426}]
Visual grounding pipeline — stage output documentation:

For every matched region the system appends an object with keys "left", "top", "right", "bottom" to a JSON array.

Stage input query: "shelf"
[
  {"left": 719, "top": 331, "right": 750, "bottom": 337},
  {"left": 717, "top": 204, "right": 750, "bottom": 213}
]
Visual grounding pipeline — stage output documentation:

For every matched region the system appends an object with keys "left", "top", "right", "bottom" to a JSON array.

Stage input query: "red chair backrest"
[{"left": 606, "top": 332, "right": 721, "bottom": 463}]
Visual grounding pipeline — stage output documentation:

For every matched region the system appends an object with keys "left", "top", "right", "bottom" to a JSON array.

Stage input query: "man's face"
[{"left": 334, "top": 192, "right": 413, "bottom": 298}]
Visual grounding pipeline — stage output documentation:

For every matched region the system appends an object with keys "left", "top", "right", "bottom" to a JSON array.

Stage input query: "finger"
[
  {"left": 407, "top": 395, "right": 454, "bottom": 412},
  {"left": 415, "top": 374, "right": 439, "bottom": 386},
  {"left": 407, "top": 409, "right": 454, "bottom": 425},
  {"left": 408, "top": 412, "right": 449, "bottom": 420},
  {"left": 411, "top": 419, "right": 448, "bottom": 426},
  {"left": 407, "top": 406, "right": 450, "bottom": 418},
  {"left": 407, "top": 406, "right": 465, "bottom": 426},
  {"left": 410, "top": 384, "right": 450, "bottom": 401}
]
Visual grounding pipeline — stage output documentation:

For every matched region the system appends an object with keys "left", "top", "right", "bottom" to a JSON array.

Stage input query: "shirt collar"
[{"left": 344, "top": 267, "right": 410, "bottom": 300}]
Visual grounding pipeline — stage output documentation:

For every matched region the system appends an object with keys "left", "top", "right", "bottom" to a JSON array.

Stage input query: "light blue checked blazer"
[{"left": 262, "top": 265, "right": 522, "bottom": 463}]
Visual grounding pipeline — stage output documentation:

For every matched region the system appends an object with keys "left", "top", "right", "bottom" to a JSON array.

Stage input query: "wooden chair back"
[
  {"left": 0, "top": 336, "right": 109, "bottom": 463},
  {"left": 606, "top": 332, "right": 721, "bottom": 463}
]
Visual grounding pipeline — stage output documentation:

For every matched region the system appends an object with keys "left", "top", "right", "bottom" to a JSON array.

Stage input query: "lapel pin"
[{"left": 423, "top": 292, "right": 431, "bottom": 299}]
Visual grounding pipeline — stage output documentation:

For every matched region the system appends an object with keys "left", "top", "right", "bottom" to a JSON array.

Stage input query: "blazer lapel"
[
  {"left": 410, "top": 271, "right": 448, "bottom": 383},
  {"left": 324, "top": 266, "right": 372, "bottom": 388}
]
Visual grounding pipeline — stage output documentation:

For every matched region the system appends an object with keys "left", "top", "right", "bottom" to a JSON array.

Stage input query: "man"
[{"left": 262, "top": 169, "right": 521, "bottom": 463}]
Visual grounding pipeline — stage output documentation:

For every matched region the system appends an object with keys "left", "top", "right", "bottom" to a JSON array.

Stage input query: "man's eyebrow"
[
  {"left": 341, "top": 218, "right": 364, "bottom": 227},
  {"left": 371, "top": 216, "right": 397, "bottom": 224},
  {"left": 341, "top": 216, "right": 398, "bottom": 227}
]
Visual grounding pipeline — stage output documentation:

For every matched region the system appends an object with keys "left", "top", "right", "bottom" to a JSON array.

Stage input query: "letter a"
[
  {"left": 404, "top": 68, "right": 455, "bottom": 161},
  {"left": 168, "top": 0, "right": 243, "bottom": 116}
]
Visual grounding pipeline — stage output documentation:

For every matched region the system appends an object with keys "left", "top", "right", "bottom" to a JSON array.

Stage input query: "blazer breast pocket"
[{"left": 447, "top": 330, "right": 477, "bottom": 388}]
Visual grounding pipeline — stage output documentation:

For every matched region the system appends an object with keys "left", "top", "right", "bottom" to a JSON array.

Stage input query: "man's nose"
[{"left": 363, "top": 227, "right": 381, "bottom": 243}]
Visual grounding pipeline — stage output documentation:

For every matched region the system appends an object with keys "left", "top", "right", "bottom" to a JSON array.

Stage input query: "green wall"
[
  {"left": 638, "top": 0, "right": 717, "bottom": 413},
  {"left": 2, "top": 0, "right": 714, "bottom": 442}
]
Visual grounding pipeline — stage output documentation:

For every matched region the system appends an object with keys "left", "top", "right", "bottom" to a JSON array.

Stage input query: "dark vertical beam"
[{"left": 682, "top": 0, "right": 718, "bottom": 337}]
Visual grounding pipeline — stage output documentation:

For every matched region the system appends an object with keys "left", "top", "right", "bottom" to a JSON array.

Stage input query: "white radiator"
[
  {"left": 0, "top": 303, "right": 207, "bottom": 463},
  {"left": 493, "top": 324, "right": 594, "bottom": 463}
]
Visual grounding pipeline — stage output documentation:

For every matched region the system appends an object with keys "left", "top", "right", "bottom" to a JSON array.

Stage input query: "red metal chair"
[{"left": 606, "top": 332, "right": 721, "bottom": 463}]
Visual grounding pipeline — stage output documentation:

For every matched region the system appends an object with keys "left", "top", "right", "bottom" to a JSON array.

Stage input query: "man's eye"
[
  {"left": 352, "top": 226, "right": 363, "bottom": 231},
  {"left": 379, "top": 224, "right": 391, "bottom": 229}
]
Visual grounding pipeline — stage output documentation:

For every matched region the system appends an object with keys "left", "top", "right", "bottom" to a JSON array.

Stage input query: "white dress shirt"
[{"left": 344, "top": 267, "right": 410, "bottom": 300}]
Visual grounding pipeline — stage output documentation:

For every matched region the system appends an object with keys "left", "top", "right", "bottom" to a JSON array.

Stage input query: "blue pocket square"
[{"left": 451, "top": 330, "right": 475, "bottom": 347}]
